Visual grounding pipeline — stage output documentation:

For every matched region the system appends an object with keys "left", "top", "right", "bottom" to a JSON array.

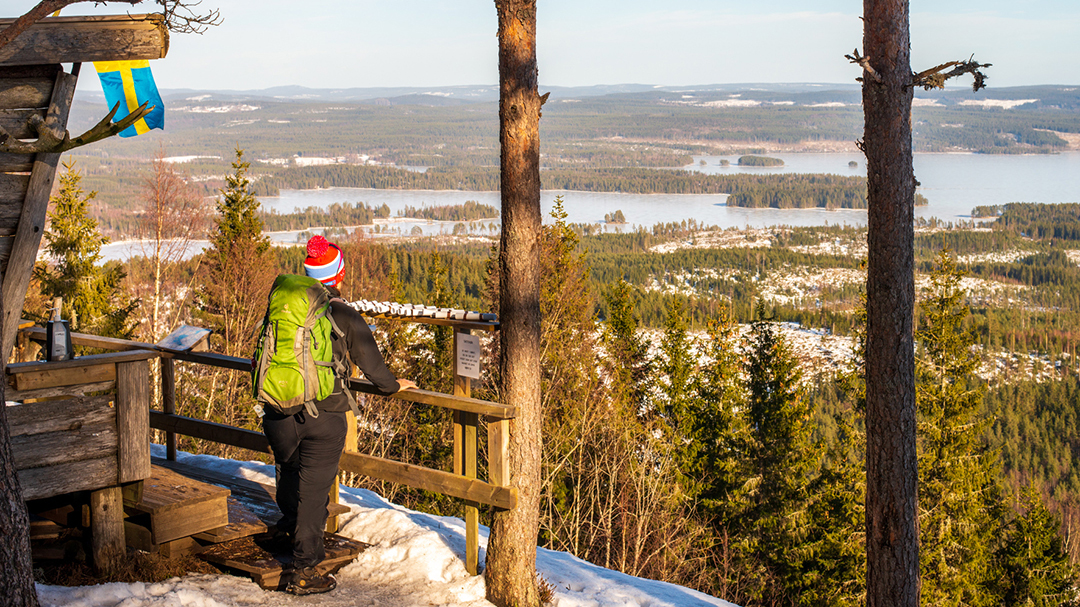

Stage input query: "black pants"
[{"left": 262, "top": 409, "right": 347, "bottom": 568}]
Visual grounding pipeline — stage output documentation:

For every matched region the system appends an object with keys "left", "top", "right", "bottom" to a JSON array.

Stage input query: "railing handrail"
[{"left": 18, "top": 326, "right": 513, "bottom": 418}]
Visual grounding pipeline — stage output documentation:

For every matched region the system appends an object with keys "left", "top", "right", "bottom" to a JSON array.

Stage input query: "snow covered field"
[{"left": 36, "top": 446, "right": 736, "bottom": 607}]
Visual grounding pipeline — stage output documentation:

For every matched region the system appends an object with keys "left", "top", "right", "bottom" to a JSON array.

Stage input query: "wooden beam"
[
  {"left": 149, "top": 411, "right": 271, "bottom": 454},
  {"left": 6, "top": 394, "right": 113, "bottom": 437},
  {"left": 488, "top": 419, "right": 510, "bottom": 488},
  {"left": 20, "top": 327, "right": 516, "bottom": 419},
  {"left": 162, "top": 358, "right": 177, "bottom": 461},
  {"left": 348, "top": 378, "right": 515, "bottom": 419},
  {"left": 18, "top": 454, "right": 116, "bottom": 501},
  {"left": 11, "top": 361, "right": 116, "bottom": 392},
  {"left": 0, "top": 15, "right": 169, "bottom": 66},
  {"left": 7, "top": 348, "right": 159, "bottom": 375},
  {"left": 6, "top": 379, "right": 115, "bottom": 402},
  {"left": 0, "top": 64, "right": 59, "bottom": 108},
  {"left": 90, "top": 486, "right": 125, "bottom": 576},
  {"left": 338, "top": 450, "right": 517, "bottom": 510},
  {"left": 10, "top": 407, "right": 116, "bottom": 470},
  {"left": 117, "top": 360, "right": 151, "bottom": 483},
  {"left": 0, "top": 66, "right": 75, "bottom": 364}
]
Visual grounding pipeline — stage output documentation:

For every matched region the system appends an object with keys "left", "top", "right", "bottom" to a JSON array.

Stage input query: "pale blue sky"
[{"left": 1, "top": 1, "right": 1077, "bottom": 90}]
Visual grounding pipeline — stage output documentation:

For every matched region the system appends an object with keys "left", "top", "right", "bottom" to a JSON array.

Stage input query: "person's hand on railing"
[{"left": 396, "top": 379, "right": 418, "bottom": 392}]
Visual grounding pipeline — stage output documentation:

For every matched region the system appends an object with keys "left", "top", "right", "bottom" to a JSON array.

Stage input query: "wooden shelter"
[
  {"left": 0, "top": 14, "right": 167, "bottom": 572},
  {"left": 0, "top": 14, "right": 168, "bottom": 363}
]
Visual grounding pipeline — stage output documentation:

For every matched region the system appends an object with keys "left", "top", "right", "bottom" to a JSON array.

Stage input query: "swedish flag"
[{"left": 94, "top": 60, "right": 164, "bottom": 137}]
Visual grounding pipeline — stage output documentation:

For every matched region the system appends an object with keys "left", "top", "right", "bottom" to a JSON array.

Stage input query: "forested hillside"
[{"left": 25, "top": 155, "right": 1080, "bottom": 605}]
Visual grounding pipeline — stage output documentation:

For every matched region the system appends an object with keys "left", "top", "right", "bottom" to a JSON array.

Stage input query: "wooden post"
[
  {"left": 328, "top": 374, "right": 360, "bottom": 534},
  {"left": 116, "top": 360, "right": 151, "bottom": 483},
  {"left": 454, "top": 328, "right": 479, "bottom": 575},
  {"left": 90, "top": 486, "right": 124, "bottom": 576},
  {"left": 162, "top": 357, "right": 176, "bottom": 461}
]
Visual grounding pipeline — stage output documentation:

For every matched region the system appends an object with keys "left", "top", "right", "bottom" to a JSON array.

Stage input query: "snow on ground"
[
  {"left": 36, "top": 446, "right": 736, "bottom": 607},
  {"left": 647, "top": 229, "right": 772, "bottom": 254}
]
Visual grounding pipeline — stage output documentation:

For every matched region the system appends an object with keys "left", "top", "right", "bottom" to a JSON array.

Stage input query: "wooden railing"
[{"left": 20, "top": 325, "right": 514, "bottom": 575}]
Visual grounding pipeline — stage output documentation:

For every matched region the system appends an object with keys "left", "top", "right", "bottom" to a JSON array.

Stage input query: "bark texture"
[
  {"left": 485, "top": 1, "right": 542, "bottom": 606},
  {"left": 862, "top": 1, "right": 920, "bottom": 606},
  {"left": 0, "top": 297, "right": 40, "bottom": 606}
]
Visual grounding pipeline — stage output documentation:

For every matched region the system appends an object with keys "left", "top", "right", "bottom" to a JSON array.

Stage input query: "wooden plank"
[
  {"left": 127, "top": 465, "right": 230, "bottom": 515},
  {"left": 91, "top": 486, "right": 125, "bottom": 575},
  {"left": 117, "top": 360, "right": 151, "bottom": 483},
  {"left": 0, "top": 172, "right": 29, "bottom": 203},
  {"left": 193, "top": 496, "right": 269, "bottom": 543},
  {"left": 0, "top": 152, "right": 34, "bottom": 172},
  {"left": 150, "top": 456, "right": 349, "bottom": 522},
  {"left": 348, "top": 378, "right": 515, "bottom": 419},
  {"left": 0, "top": 66, "right": 73, "bottom": 364},
  {"left": 488, "top": 419, "right": 511, "bottom": 488},
  {"left": 18, "top": 453, "right": 115, "bottom": 501},
  {"left": 124, "top": 519, "right": 157, "bottom": 553},
  {"left": 0, "top": 109, "right": 48, "bottom": 138},
  {"left": 0, "top": 76, "right": 54, "bottom": 109},
  {"left": 162, "top": 358, "right": 177, "bottom": 460},
  {"left": 6, "top": 394, "right": 113, "bottom": 437},
  {"left": 10, "top": 413, "right": 116, "bottom": 470},
  {"left": 199, "top": 533, "right": 368, "bottom": 591},
  {"left": 7, "top": 348, "right": 159, "bottom": 375},
  {"left": 0, "top": 235, "right": 14, "bottom": 268},
  {"left": 7, "top": 379, "right": 115, "bottom": 402},
  {"left": 338, "top": 450, "right": 517, "bottom": 510},
  {"left": 0, "top": 15, "right": 169, "bottom": 66},
  {"left": 126, "top": 465, "right": 230, "bottom": 544},
  {"left": 150, "top": 411, "right": 272, "bottom": 454},
  {"left": 12, "top": 361, "right": 116, "bottom": 392}
]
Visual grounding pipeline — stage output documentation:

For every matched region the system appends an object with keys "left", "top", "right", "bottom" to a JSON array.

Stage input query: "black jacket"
[{"left": 315, "top": 290, "right": 400, "bottom": 412}]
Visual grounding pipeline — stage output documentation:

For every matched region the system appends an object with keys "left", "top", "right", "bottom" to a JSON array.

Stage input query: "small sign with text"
[{"left": 455, "top": 332, "right": 481, "bottom": 380}]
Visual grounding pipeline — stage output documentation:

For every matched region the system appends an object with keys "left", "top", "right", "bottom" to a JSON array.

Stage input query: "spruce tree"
[
  {"left": 602, "top": 279, "right": 650, "bottom": 410},
  {"left": 37, "top": 160, "right": 136, "bottom": 338},
  {"left": 993, "top": 486, "right": 1077, "bottom": 606},
  {"left": 196, "top": 147, "right": 276, "bottom": 442},
  {"left": 735, "top": 302, "right": 824, "bottom": 604},
  {"left": 917, "top": 248, "right": 1001, "bottom": 606}
]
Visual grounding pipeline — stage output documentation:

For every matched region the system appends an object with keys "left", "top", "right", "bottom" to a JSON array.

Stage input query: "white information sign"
[{"left": 455, "top": 332, "right": 482, "bottom": 380}]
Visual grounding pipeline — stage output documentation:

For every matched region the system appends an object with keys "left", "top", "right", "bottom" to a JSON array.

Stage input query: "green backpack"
[{"left": 252, "top": 274, "right": 345, "bottom": 418}]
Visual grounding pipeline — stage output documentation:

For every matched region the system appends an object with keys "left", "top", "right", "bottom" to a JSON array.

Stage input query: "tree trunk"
[
  {"left": 485, "top": 1, "right": 542, "bottom": 606},
  {"left": 862, "top": 1, "right": 920, "bottom": 606},
  {"left": 0, "top": 298, "right": 40, "bottom": 606}
]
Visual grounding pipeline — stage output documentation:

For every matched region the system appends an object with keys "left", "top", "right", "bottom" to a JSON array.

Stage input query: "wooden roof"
[{"left": 0, "top": 15, "right": 168, "bottom": 363}]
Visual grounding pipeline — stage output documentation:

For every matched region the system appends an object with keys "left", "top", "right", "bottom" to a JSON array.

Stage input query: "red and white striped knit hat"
[{"left": 303, "top": 236, "right": 345, "bottom": 287}]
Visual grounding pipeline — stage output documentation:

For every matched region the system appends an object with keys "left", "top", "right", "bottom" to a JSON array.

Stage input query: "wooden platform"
[
  {"left": 124, "top": 465, "right": 229, "bottom": 545},
  {"left": 199, "top": 532, "right": 369, "bottom": 590},
  {"left": 150, "top": 456, "right": 351, "bottom": 532}
]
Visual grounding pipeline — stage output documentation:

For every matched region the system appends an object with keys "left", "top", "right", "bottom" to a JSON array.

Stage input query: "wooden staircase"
[{"left": 136, "top": 457, "right": 366, "bottom": 589}]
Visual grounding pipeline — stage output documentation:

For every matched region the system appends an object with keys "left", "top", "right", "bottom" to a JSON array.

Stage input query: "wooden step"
[
  {"left": 151, "top": 456, "right": 350, "bottom": 537},
  {"left": 198, "top": 531, "right": 369, "bottom": 590},
  {"left": 124, "top": 464, "right": 229, "bottom": 544}
]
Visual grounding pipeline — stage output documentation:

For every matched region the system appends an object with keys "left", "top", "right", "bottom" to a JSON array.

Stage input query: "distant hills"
[{"left": 72, "top": 82, "right": 1080, "bottom": 111}]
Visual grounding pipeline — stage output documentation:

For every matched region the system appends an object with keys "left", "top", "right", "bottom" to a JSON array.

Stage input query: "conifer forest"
[{"left": 25, "top": 85, "right": 1080, "bottom": 606}]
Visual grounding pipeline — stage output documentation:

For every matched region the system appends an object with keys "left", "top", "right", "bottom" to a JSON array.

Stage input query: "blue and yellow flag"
[{"left": 94, "top": 60, "right": 165, "bottom": 138}]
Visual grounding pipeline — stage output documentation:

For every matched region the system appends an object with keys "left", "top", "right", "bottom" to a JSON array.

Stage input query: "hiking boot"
[{"left": 284, "top": 566, "right": 337, "bottom": 595}]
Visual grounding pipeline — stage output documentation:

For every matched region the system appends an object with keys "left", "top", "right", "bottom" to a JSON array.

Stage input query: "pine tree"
[
  {"left": 917, "top": 248, "right": 1001, "bottom": 607},
  {"left": 36, "top": 160, "right": 136, "bottom": 338}
]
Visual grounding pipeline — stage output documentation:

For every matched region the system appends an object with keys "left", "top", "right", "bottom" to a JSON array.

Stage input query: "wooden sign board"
[
  {"left": 455, "top": 332, "right": 481, "bottom": 380},
  {"left": 156, "top": 325, "right": 211, "bottom": 352}
]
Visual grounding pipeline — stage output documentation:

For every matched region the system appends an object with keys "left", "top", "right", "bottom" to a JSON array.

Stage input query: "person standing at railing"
[{"left": 262, "top": 235, "right": 417, "bottom": 596}]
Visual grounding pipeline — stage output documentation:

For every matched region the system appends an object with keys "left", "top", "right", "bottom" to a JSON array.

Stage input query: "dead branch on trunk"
[
  {"left": 913, "top": 56, "right": 991, "bottom": 91},
  {"left": 845, "top": 48, "right": 882, "bottom": 83},
  {"left": 0, "top": 100, "right": 152, "bottom": 154}
]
